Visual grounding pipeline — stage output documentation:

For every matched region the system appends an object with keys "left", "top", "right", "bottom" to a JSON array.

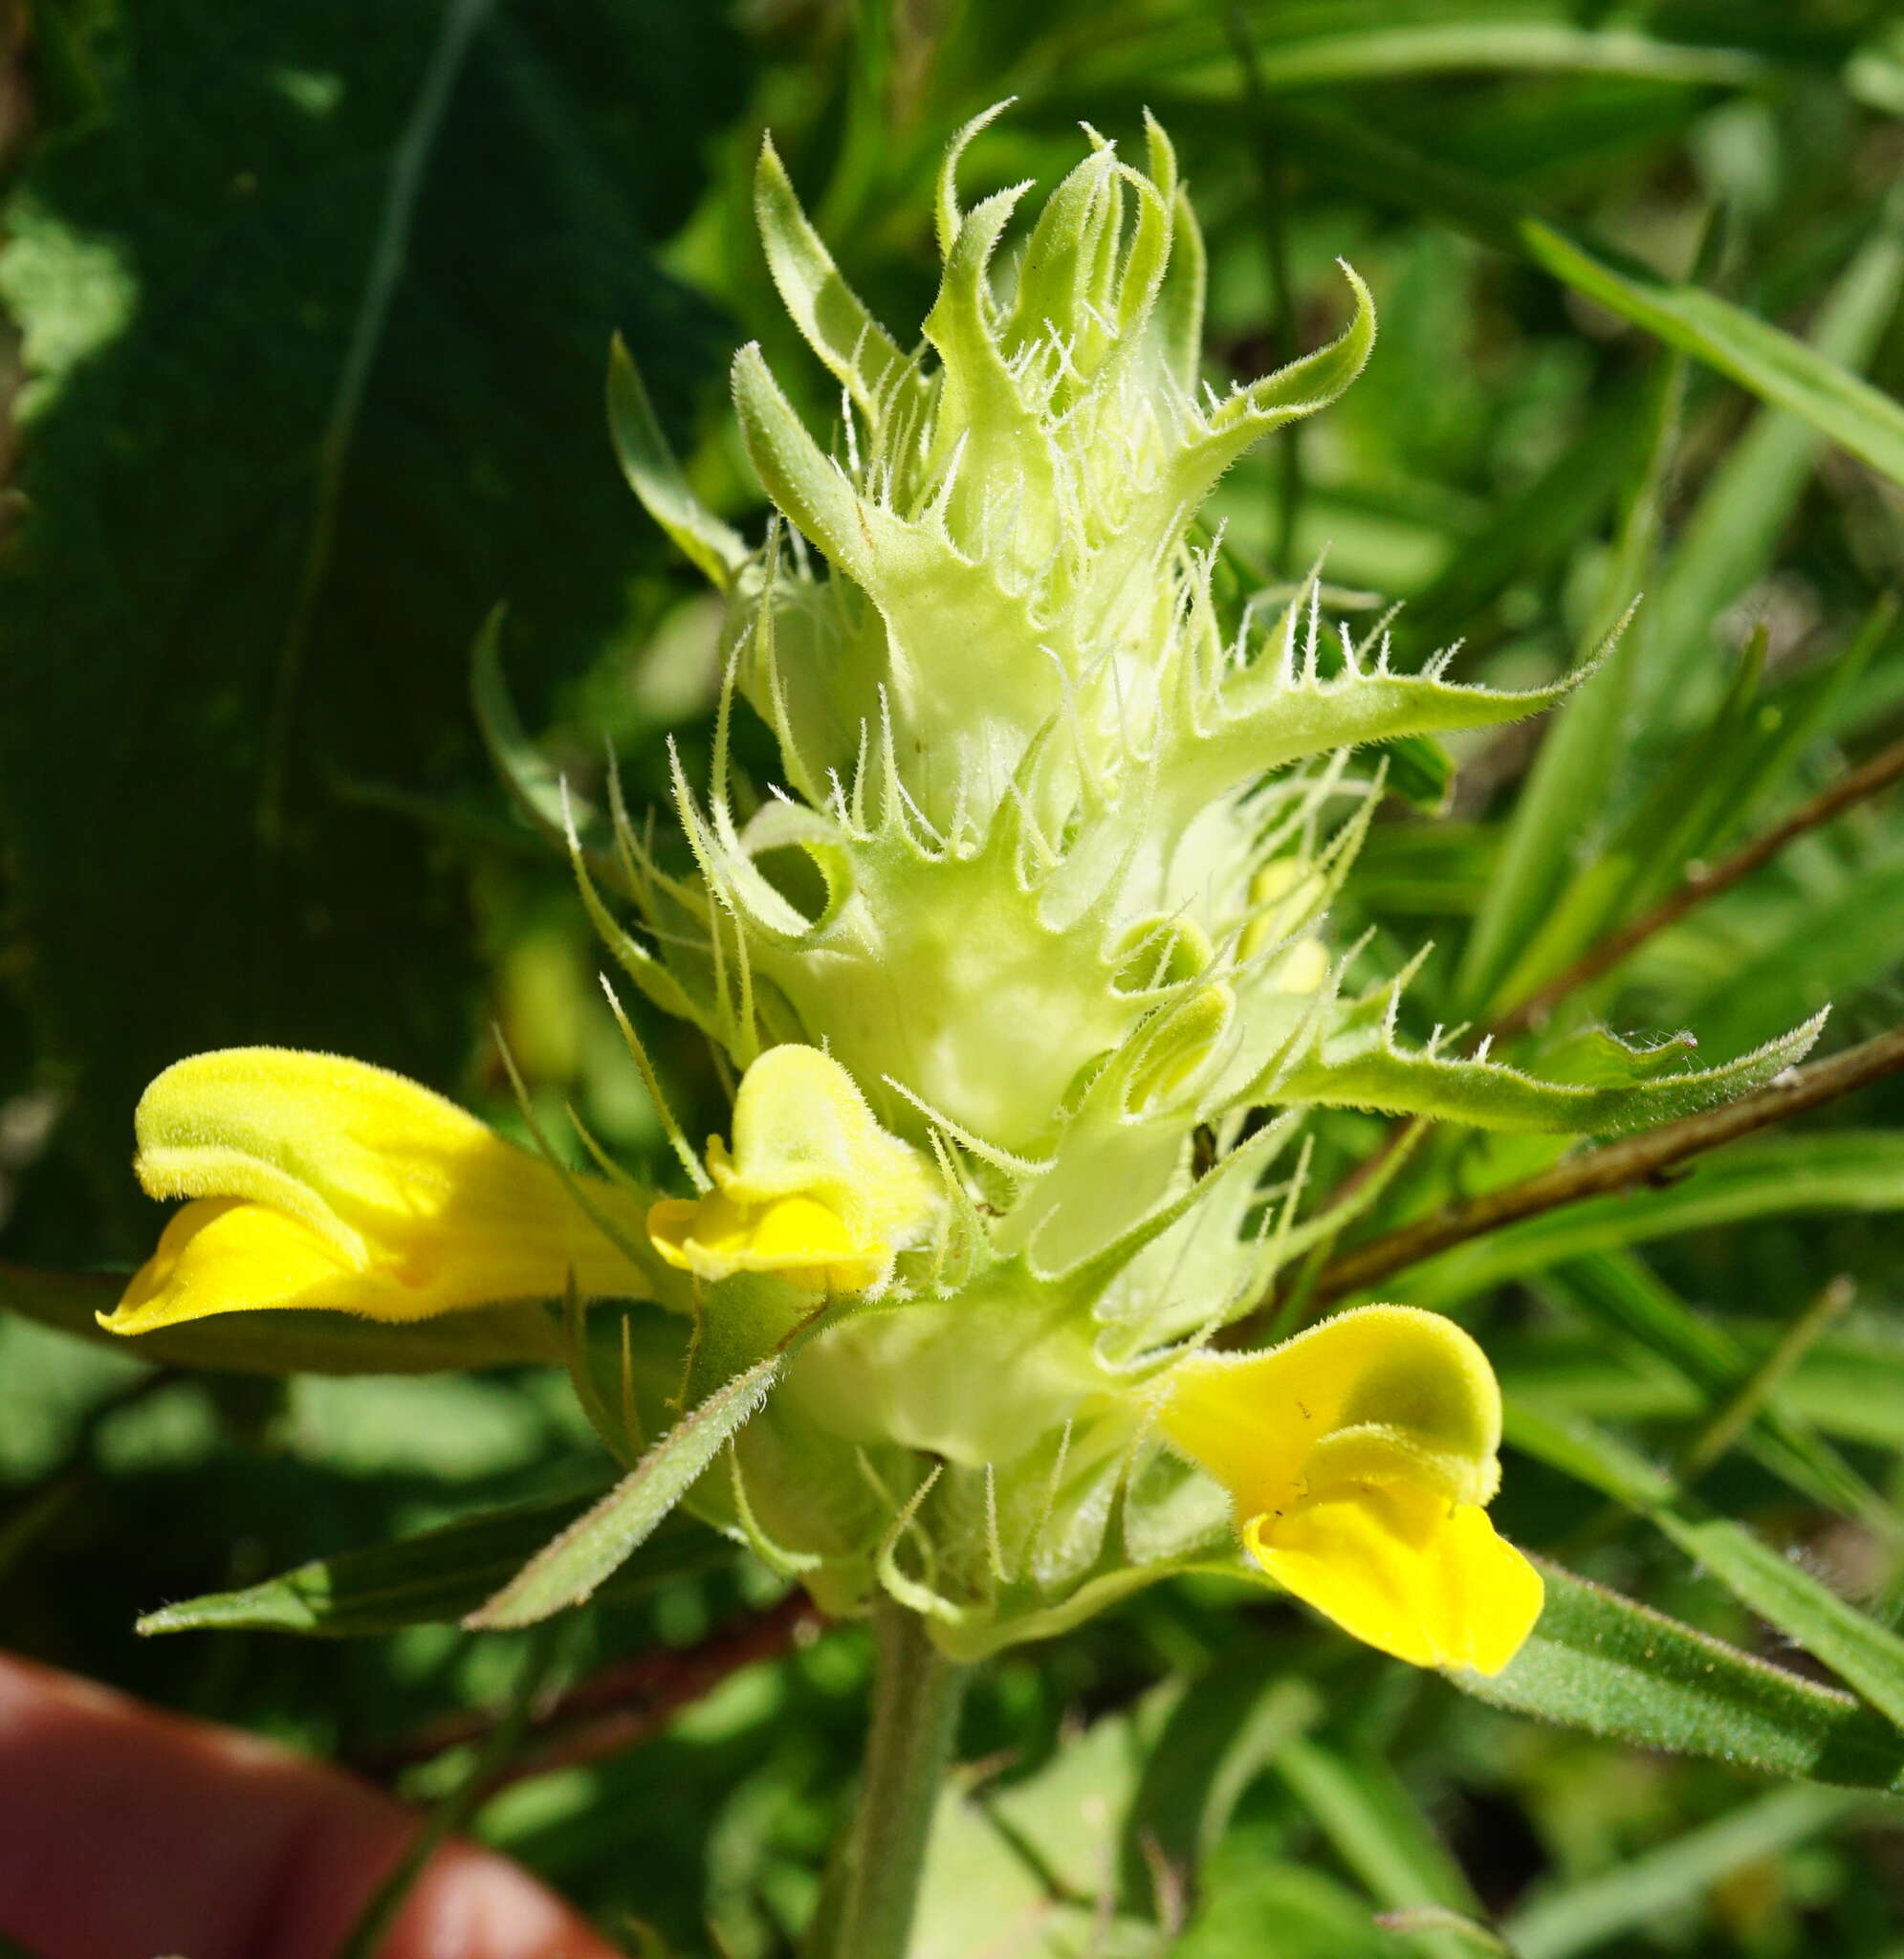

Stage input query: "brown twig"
[
  {"left": 1494, "top": 735, "right": 1904, "bottom": 1038},
  {"left": 361, "top": 1592, "right": 822, "bottom": 1786},
  {"left": 1281, "top": 730, "right": 1904, "bottom": 1286},
  {"left": 1293, "top": 1024, "right": 1904, "bottom": 1311}
]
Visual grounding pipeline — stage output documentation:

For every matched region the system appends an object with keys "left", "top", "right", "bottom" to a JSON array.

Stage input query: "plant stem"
[
  {"left": 361, "top": 1592, "right": 821, "bottom": 1783},
  {"left": 825, "top": 1600, "right": 967, "bottom": 1959},
  {"left": 1297, "top": 1024, "right": 1904, "bottom": 1310},
  {"left": 1493, "top": 721, "right": 1904, "bottom": 1038},
  {"left": 334, "top": 1622, "right": 561, "bottom": 1959}
]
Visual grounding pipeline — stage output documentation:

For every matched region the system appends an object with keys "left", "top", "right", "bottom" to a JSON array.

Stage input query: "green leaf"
[
  {"left": 1635, "top": 210, "right": 1904, "bottom": 723},
  {"left": 1506, "top": 1403, "right": 1904, "bottom": 1731},
  {"left": 1121, "top": 1657, "right": 1319, "bottom": 1888},
  {"left": 1177, "top": 1864, "right": 1397, "bottom": 1958},
  {"left": 1283, "top": 1010, "right": 1822, "bottom": 1135},
  {"left": 136, "top": 1490, "right": 723, "bottom": 1637},
  {"left": 1681, "top": 851, "right": 1904, "bottom": 1063},
  {"left": 1537, "top": 1252, "right": 1879, "bottom": 1523},
  {"left": 1486, "top": 591, "right": 1895, "bottom": 1024},
  {"left": 1609, "top": 598, "right": 1893, "bottom": 924},
  {"left": 1404, "top": 1133, "right": 1904, "bottom": 1306},
  {"left": 1456, "top": 339, "right": 1683, "bottom": 1014},
  {"left": 466, "top": 1348, "right": 782, "bottom": 1628},
  {"left": 1519, "top": 215, "right": 1904, "bottom": 494},
  {"left": 1455, "top": 1563, "right": 1904, "bottom": 1792},
  {"left": 1080, "top": 9, "right": 1778, "bottom": 95},
  {"left": 1370, "top": 1908, "right": 1511, "bottom": 1956},
  {"left": 1199, "top": 659, "right": 1587, "bottom": 813},
  {"left": 607, "top": 331, "right": 749, "bottom": 590},
  {"left": 1500, "top": 1397, "right": 1675, "bottom": 1511},
  {"left": 1504, "top": 1785, "right": 1864, "bottom": 1959},
  {"left": 1403, "top": 374, "right": 1643, "bottom": 646},
  {"left": 470, "top": 605, "right": 581, "bottom": 847},
  {"left": 912, "top": 1690, "right": 1170, "bottom": 1959},
  {"left": 731, "top": 339, "right": 883, "bottom": 585},
  {"left": 1502, "top": 1329, "right": 1904, "bottom": 1455},
  {"left": 0, "top": 0, "right": 741, "bottom": 1246},
  {"left": 1654, "top": 1512, "right": 1904, "bottom": 1729},
  {"left": 752, "top": 137, "right": 916, "bottom": 425},
  {"left": 0, "top": 1261, "right": 564, "bottom": 1376},
  {"left": 1246, "top": 102, "right": 1904, "bottom": 491},
  {"left": 1275, "top": 1738, "right": 1483, "bottom": 1959},
  {"left": 1168, "top": 264, "right": 1376, "bottom": 511}
]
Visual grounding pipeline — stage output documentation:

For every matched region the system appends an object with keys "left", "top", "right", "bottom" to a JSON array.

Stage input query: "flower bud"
[{"left": 647, "top": 1045, "right": 935, "bottom": 1295}]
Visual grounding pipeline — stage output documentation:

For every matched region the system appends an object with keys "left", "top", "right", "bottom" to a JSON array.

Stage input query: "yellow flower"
[
  {"left": 100, "top": 1048, "right": 655, "bottom": 1337},
  {"left": 647, "top": 1045, "right": 934, "bottom": 1294},
  {"left": 1157, "top": 1305, "right": 1543, "bottom": 1674}
]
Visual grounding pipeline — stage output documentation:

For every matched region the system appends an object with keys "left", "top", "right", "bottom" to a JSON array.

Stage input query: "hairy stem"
[
  {"left": 361, "top": 1593, "right": 821, "bottom": 1784},
  {"left": 820, "top": 1600, "right": 967, "bottom": 1959}
]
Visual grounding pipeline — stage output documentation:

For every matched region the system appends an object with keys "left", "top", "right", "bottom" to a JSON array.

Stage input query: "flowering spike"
[{"left": 111, "top": 111, "right": 1829, "bottom": 1659}]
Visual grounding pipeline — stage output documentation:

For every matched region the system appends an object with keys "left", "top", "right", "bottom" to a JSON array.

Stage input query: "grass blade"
[{"left": 1505, "top": 1785, "right": 1862, "bottom": 1959}]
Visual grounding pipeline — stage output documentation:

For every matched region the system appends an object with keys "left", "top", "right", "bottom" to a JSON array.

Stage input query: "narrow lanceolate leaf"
[
  {"left": 1519, "top": 217, "right": 1904, "bottom": 494},
  {"left": 1505, "top": 1786, "right": 1863, "bottom": 1959},
  {"left": 607, "top": 333, "right": 749, "bottom": 590},
  {"left": 1167, "top": 263, "right": 1376, "bottom": 507},
  {"left": 1455, "top": 1563, "right": 1904, "bottom": 1792},
  {"left": 1636, "top": 208, "right": 1904, "bottom": 720},
  {"left": 466, "top": 1351, "right": 783, "bottom": 1629},
  {"left": 1456, "top": 340, "right": 1685, "bottom": 1015},
  {"left": 1120, "top": 1660, "right": 1319, "bottom": 1882},
  {"left": 0, "top": 1262, "right": 564, "bottom": 1376},
  {"left": 1655, "top": 1514, "right": 1904, "bottom": 1732},
  {"left": 471, "top": 605, "right": 577, "bottom": 843},
  {"left": 1258, "top": 103, "right": 1904, "bottom": 491},
  {"left": 136, "top": 1495, "right": 721, "bottom": 1638},
  {"left": 1082, "top": 16, "right": 1772, "bottom": 95},
  {"left": 1274, "top": 1738, "right": 1483, "bottom": 1954},
  {"left": 731, "top": 341, "right": 875, "bottom": 583},
  {"left": 1507, "top": 1403, "right": 1904, "bottom": 1731},
  {"left": 1542, "top": 1252, "right": 1882, "bottom": 1526},
  {"left": 472, "top": 612, "right": 638, "bottom": 907},
  {"left": 1283, "top": 1011, "right": 1824, "bottom": 1136}
]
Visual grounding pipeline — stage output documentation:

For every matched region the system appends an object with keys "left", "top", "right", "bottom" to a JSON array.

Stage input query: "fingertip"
[{"left": 391, "top": 1845, "right": 624, "bottom": 1959}]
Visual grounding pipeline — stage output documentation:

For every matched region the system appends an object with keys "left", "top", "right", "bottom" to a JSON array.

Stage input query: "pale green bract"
[{"left": 560, "top": 108, "right": 1822, "bottom": 1654}]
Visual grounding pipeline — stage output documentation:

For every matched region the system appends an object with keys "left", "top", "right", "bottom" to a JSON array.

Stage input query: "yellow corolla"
[
  {"left": 100, "top": 1048, "right": 656, "bottom": 1336},
  {"left": 647, "top": 1045, "right": 934, "bottom": 1294},
  {"left": 1157, "top": 1305, "right": 1543, "bottom": 1674}
]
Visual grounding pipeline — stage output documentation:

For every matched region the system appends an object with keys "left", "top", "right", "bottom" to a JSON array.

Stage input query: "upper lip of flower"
[{"left": 98, "top": 1046, "right": 658, "bottom": 1337}]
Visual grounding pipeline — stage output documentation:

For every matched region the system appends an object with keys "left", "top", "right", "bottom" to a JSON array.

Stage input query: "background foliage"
[{"left": 3, "top": 1, "right": 1902, "bottom": 1953}]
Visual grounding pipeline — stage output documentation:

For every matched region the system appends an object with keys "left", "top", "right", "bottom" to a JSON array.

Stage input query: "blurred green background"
[{"left": 3, "top": 2, "right": 1903, "bottom": 1953}]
